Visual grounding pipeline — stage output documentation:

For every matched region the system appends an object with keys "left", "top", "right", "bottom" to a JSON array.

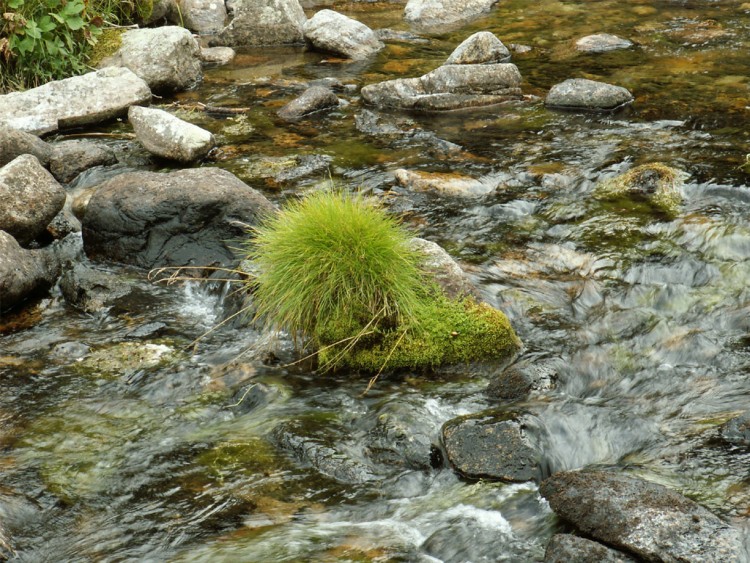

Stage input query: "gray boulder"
[
  {"left": 575, "top": 33, "right": 633, "bottom": 53},
  {"left": 82, "top": 168, "right": 274, "bottom": 272},
  {"left": 0, "top": 124, "right": 52, "bottom": 167},
  {"left": 141, "top": 0, "right": 177, "bottom": 25},
  {"left": 410, "top": 237, "right": 479, "bottom": 300},
  {"left": 49, "top": 140, "right": 117, "bottom": 184},
  {"left": 0, "top": 67, "right": 151, "bottom": 135},
  {"left": 303, "top": 10, "right": 384, "bottom": 59},
  {"left": 179, "top": 0, "right": 227, "bottom": 34},
  {"left": 445, "top": 31, "right": 510, "bottom": 65},
  {"left": 361, "top": 63, "right": 522, "bottom": 111},
  {"left": 540, "top": 470, "right": 744, "bottom": 562},
  {"left": 200, "top": 46, "right": 236, "bottom": 65},
  {"left": 544, "top": 534, "right": 638, "bottom": 563},
  {"left": 545, "top": 78, "right": 633, "bottom": 111},
  {"left": 277, "top": 86, "right": 339, "bottom": 121},
  {"left": 404, "top": 0, "right": 498, "bottom": 31},
  {"left": 59, "top": 263, "right": 134, "bottom": 314},
  {"left": 0, "top": 155, "right": 66, "bottom": 246},
  {"left": 101, "top": 26, "right": 202, "bottom": 93},
  {"left": 720, "top": 412, "right": 750, "bottom": 447},
  {"left": 217, "top": 0, "right": 306, "bottom": 46},
  {"left": 128, "top": 106, "right": 215, "bottom": 162},
  {"left": 0, "top": 231, "right": 61, "bottom": 312}
]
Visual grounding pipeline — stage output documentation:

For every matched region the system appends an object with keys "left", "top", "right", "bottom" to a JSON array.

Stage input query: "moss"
[{"left": 87, "top": 28, "right": 124, "bottom": 68}]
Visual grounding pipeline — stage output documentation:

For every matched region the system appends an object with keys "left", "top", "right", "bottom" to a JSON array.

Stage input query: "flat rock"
[
  {"left": 49, "top": 140, "right": 117, "bottom": 184},
  {"left": 544, "top": 534, "right": 638, "bottom": 563},
  {"left": 575, "top": 33, "right": 633, "bottom": 53},
  {"left": 0, "top": 155, "right": 66, "bottom": 246},
  {"left": 404, "top": 0, "right": 498, "bottom": 31},
  {"left": 200, "top": 46, "right": 236, "bottom": 65},
  {"left": 0, "top": 124, "right": 52, "bottom": 167},
  {"left": 217, "top": 0, "right": 306, "bottom": 46},
  {"left": 303, "top": 9, "right": 384, "bottom": 59},
  {"left": 410, "top": 237, "right": 479, "bottom": 300},
  {"left": 545, "top": 78, "right": 633, "bottom": 111},
  {"left": 277, "top": 86, "right": 339, "bottom": 121},
  {"left": 0, "top": 231, "right": 61, "bottom": 312},
  {"left": 128, "top": 106, "right": 215, "bottom": 162},
  {"left": 445, "top": 31, "right": 510, "bottom": 64},
  {"left": 720, "top": 412, "right": 750, "bottom": 447},
  {"left": 540, "top": 470, "right": 744, "bottom": 562},
  {"left": 180, "top": 0, "right": 227, "bottom": 34},
  {"left": 0, "top": 67, "right": 151, "bottom": 135},
  {"left": 82, "top": 168, "right": 274, "bottom": 272},
  {"left": 395, "top": 169, "right": 495, "bottom": 197}
]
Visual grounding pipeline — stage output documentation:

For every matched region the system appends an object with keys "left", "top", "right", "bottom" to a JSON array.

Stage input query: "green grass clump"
[{"left": 593, "top": 162, "right": 685, "bottom": 218}]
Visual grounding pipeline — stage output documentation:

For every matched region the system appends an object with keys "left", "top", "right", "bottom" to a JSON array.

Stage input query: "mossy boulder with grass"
[
  {"left": 593, "top": 163, "right": 686, "bottom": 217},
  {"left": 246, "top": 191, "right": 520, "bottom": 373}
]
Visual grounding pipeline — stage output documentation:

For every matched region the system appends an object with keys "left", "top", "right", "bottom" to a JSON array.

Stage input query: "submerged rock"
[
  {"left": 49, "top": 140, "right": 117, "bottom": 184},
  {"left": 0, "top": 231, "right": 61, "bottom": 312},
  {"left": 593, "top": 162, "right": 685, "bottom": 217},
  {"left": 404, "top": 0, "right": 498, "bottom": 31},
  {"left": 544, "top": 534, "right": 638, "bottom": 563},
  {"left": 720, "top": 412, "right": 750, "bottom": 447},
  {"left": 59, "top": 263, "right": 134, "bottom": 314},
  {"left": 277, "top": 86, "right": 340, "bottom": 121},
  {"left": 0, "top": 124, "right": 52, "bottom": 167},
  {"left": 540, "top": 470, "right": 744, "bottom": 562},
  {"left": 395, "top": 169, "right": 495, "bottom": 197},
  {"left": 445, "top": 31, "right": 510, "bottom": 65},
  {"left": 575, "top": 33, "right": 633, "bottom": 53},
  {"left": 303, "top": 10, "right": 384, "bottom": 60},
  {"left": 179, "top": 0, "right": 228, "bottom": 34},
  {"left": 545, "top": 78, "right": 633, "bottom": 111},
  {"left": 217, "top": 0, "right": 306, "bottom": 46},
  {"left": 128, "top": 106, "right": 215, "bottom": 162}
]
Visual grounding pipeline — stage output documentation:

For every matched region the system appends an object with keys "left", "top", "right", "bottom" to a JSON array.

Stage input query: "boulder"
[
  {"left": 361, "top": 63, "right": 522, "bottom": 111},
  {"left": 720, "top": 412, "right": 750, "bottom": 447},
  {"left": 200, "top": 46, "right": 236, "bottom": 65},
  {"left": 101, "top": 26, "right": 202, "bottom": 93},
  {"left": 0, "top": 67, "right": 151, "bottom": 135},
  {"left": 485, "top": 357, "right": 558, "bottom": 401},
  {"left": 395, "top": 169, "right": 495, "bottom": 197},
  {"left": 277, "top": 86, "right": 340, "bottom": 121},
  {"left": 141, "top": 0, "right": 177, "bottom": 25},
  {"left": 445, "top": 31, "right": 510, "bottom": 65},
  {"left": 59, "top": 263, "right": 135, "bottom": 314},
  {"left": 544, "top": 534, "right": 638, "bottom": 563},
  {"left": 217, "top": 0, "right": 306, "bottom": 46},
  {"left": 575, "top": 33, "right": 633, "bottom": 53},
  {"left": 47, "top": 206, "right": 82, "bottom": 239},
  {"left": 179, "top": 0, "right": 227, "bottom": 34},
  {"left": 404, "top": 0, "right": 498, "bottom": 31},
  {"left": 441, "top": 414, "right": 541, "bottom": 482},
  {"left": 128, "top": 106, "right": 215, "bottom": 162},
  {"left": 540, "top": 470, "right": 744, "bottom": 562},
  {"left": 303, "top": 10, "right": 384, "bottom": 60},
  {"left": 593, "top": 162, "right": 685, "bottom": 217},
  {"left": 0, "top": 231, "right": 61, "bottom": 312},
  {"left": 49, "top": 140, "right": 117, "bottom": 184},
  {"left": 409, "top": 237, "right": 479, "bottom": 300},
  {"left": 545, "top": 78, "right": 633, "bottom": 111},
  {"left": 0, "top": 155, "right": 66, "bottom": 246},
  {"left": 82, "top": 168, "right": 274, "bottom": 272},
  {"left": 0, "top": 124, "right": 52, "bottom": 167}
]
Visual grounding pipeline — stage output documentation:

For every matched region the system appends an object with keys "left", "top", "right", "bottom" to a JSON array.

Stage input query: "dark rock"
[
  {"left": 49, "top": 140, "right": 117, "bottom": 184},
  {"left": 545, "top": 78, "right": 633, "bottom": 111},
  {"left": 442, "top": 413, "right": 540, "bottom": 482},
  {"left": 46, "top": 205, "right": 82, "bottom": 239},
  {"left": 544, "top": 534, "right": 638, "bottom": 563},
  {"left": 303, "top": 9, "right": 384, "bottom": 60},
  {"left": 59, "top": 263, "right": 134, "bottom": 314},
  {"left": 217, "top": 0, "right": 306, "bottom": 46},
  {"left": 540, "top": 470, "right": 744, "bottom": 562},
  {"left": 277, "top": 86, "right": 339, "bottom": 121},
  {"left": 125, "top": 321, "right": 167, "bottom": 339},
  {"left": 720, "top": 412, "right": 750, "bottom": 447},
  {"left": 486, "top": 357, "right": 558, "bottom": 401},
  {"left": 82, "top": 168, "right": 274, "bottom": 273},
  {"left": 363, "top": 401, "right": 437, "bottom": 470},
  {"left": 0, "top": 230, "right": 61, "bottom": 312},
  {"left": 0, "top": 124, "right": 52, "bottom": 167},
  {"left": 445, "top": 31, "right": 510, "bottom": 65},
  {"left": 229, "top": 382, "right": 283, "bottom": 413},
  {"left": 575, "top": 33, "right": 633, "bottom": 53}
]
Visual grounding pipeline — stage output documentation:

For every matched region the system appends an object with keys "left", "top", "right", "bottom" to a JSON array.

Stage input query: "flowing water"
[{"left": 3, "top": 0, "right": 750, "bottom": 561}]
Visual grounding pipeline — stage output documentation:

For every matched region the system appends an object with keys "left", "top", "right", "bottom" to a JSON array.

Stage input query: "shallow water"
[{"left": 3, "top": 0, "right": 750, "bottom": 560}]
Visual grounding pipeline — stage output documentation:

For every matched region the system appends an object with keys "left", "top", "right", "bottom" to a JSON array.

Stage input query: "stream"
[{"left": 2, "top": 0, "right": 750, "bottom": 561}]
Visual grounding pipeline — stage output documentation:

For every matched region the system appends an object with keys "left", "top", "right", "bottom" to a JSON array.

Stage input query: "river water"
[{"left": 2, "top": 1, "right": 750, "bottom": 561}]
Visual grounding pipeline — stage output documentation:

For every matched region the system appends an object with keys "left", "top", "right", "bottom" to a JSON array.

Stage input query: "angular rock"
[
  {"left": 575, "top": 33, "right": 633, "bottom": 53},
  {"left": 200, "top": 46, "right": 236, "bottom": 65},
  {"left": 545, "top": 78, "right": 633, "bottom": 111},
  {"left": 410, "top": 237, "right": 479, "bottom": 300},
  {"left": 47, "top": 205, "right": 82, "bottom": 239},
  {"left": 179, "top": 0, "right": 227, "bottom": 34},
  {"left": 59, "top": 263, "right": 134, "bottom": 314},
  {"left": 720, "top": 412, "right": 750, "bottom": 447},
  {"left": 404, "top": 0, "right": 498, "bottom": 31},
  {"left": 594, "top": 162, "right": 685, "bottom": 217},
  {"left": 445, "top": 31, "right": 510, "bottom": 65},
  {"left": 101, "top": 26, "right": 202, "bottom": 93},
  {"left": 0, "top": 155, "right": 66, "bottom": 246},
  {"left": 361, "top": 63, "right": 522, "bottom": 111},
  {"left": 0, "top": 231, "right": 61, "bottom": 312},
  {"left": 277, "top": 86, "right": 339, "bottom": 121},
  {"left": 49, "top": 140, "right": 117, "bottom": 184},
  {"left": 128, "top": 106, "right": 215, "bottom": 163},
  {"left": 540, "top": 470, "right": 744, "bottom": 562},
  {"left": 395, "top": 169, "right": 495, "bottom": 197},
  {"left": 217, "top": 0, "right": 306, "bottom": 46},
  {"left": 544, "top": 534, "right": 638, "bottom": 563},
  {"left": 141, "top": 0, "right": 177, "bottom": 25},
  {"left": 441, "top": 414, "right": 540, "bottom": 482},
  {"left": 0, "top": 124, "right": 52, "bottom": 167},
  {"left": 303, "top": 9, "right": 384, "bottom": 60},
  {"left": 485, "top": 357, "right": 558, "bottom": 401},
  {"left": 0, "top": 67, "right": 151, "bottom": 136},
  {"left": 82, "top": 168, "right": 274, "bottom": 272}
]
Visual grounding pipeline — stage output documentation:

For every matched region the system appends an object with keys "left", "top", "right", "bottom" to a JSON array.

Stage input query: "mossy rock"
[
  {"left": 73, "top": 341, "right": 178, "bottom": 379},
  {"left": 593, "top": 163, "right": 686, "bottom": 217},
  {"left": 88, "top": 28, "right": 125, "bottom": 68}
]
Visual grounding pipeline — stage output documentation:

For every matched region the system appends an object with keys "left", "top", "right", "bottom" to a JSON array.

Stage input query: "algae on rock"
[{"left": 593, "top": 163, "right": 686, "bottom": 217}]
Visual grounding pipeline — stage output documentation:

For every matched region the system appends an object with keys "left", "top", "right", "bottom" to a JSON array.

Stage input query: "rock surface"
[
  {"left": 544, "top": 534, "right": 638, "bottom": 563},
  {"left": 102, "top": 26, "right": 202, "bottom": 93},
  {"left": 179, "top": 0, "right": 227, "bottom": 34},
  {"left": 59, "top": 263, "right": 134, "bottom": 314},
  {"left": 720, "top": 412, "right": 750, "bottom": 447},
  {"left": 277, "top": 86, "right": 339, "bottom": 121},
  {"left": 410, "top": 237, "right": 479, "bottom": 300},
  {"left": 594, "top": 162, "right": 685, "bottom": 217},
  {"left": 361, "top": 63, "right": 522, "bottom": 111},
  {"left": 485, "top": 357, "right": 558, "bottom": 400},
  {"left": 404, "top": 0, "right": 498, "bottom": 30},
  {"left": 217, "top": 0, "right": 306, "bottom": 46},
  {"left": 49, "top": 140, "right": 117, "bottom": 184},
  {"left": 0, "top": 124, "right": 52, "bottom": 167},
  {"left": 445, "top": 31, "right": 510, "bottom": 65},
  {"left": 200, "top": 46, "right": 236, "bottom": 65},
  {"left": 0, "top": 231, "right": 61, "bottom": 312},
  {"left": 545, "top": 78, "right": 633, "bottom": 111},
  {"left": 82, "top": 168, "right": 274, "bottom": 272},
  {"left": 303, "top": 10, "right": 384, "bottom": 59},
  {"left": 128, "top": 106, "right": 215, "bottom": 162},
  {"left": 0, "top": 155, "right": 66, "bottom": 246},
  {"left": 395, "top": 169, "right": 495, "bottom": 197},
  {"left": 540, "top": 470, "right": 744, "bottom": 562},
  {"left": 575, "top": 33, "right": 633, "bottom": 53},
  {"left": 0, "top": 67, "right": 151, "bottom": 135}
]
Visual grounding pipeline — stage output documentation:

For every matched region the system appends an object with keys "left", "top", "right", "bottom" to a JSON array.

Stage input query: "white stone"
[
  {"left": 129, "top": 106, "right": 215, "bottom": 162},
  {"left": 303, "top": 10, "right": 384, "bottom": 60},
  {"left": 404, "top": 0, "right": 498, "bottom": 31}
]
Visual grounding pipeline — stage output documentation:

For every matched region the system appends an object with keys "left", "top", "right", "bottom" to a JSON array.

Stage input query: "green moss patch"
[
  {"left": 594, "top": 162, "right": 686, "bottom": 218},
  {"left": 87, "top": 28, "right": 125, "bottom": 68}
]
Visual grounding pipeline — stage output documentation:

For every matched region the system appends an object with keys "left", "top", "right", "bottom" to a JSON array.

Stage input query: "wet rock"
[
  {"left": 101, "top": 26, "right": 202, "bottom": 93},
  {"left": 277, "top": 86, "right": 340, "bottom": 121},
  {"left": 361, "top": 63, "right": 522, "bottom": 111},
  {"left": 544, "top": 534, "right": 638, "bottom": 563},
  {"left": 540, "top": 470, "right": 744, "bottom": 562},
  {"left": 128, "top": 106, "right": 215, "bottom": 163},
  {"left": 363, "top": 401, "right": 437, "bottom": 470},
  {"left": 49, "top": 140, "right": 117, "bottom": 184},
  {"left": 0, "top": 155, "right": 66, "bottom": 246},
  {"left": 594, "top": 162, "right": 685, "bottom": 217},
  {"left": 395, "top": 169, "right": 495, "bottom": 197},
  {"left": 303, "top": 10, "right": 384, "bottom": 60},
  {"left": 236, "top": 154, "right": 333, "bottom": 185},
  {"left": 0, "top": 231, "right": 61, "bottom": 312},
  {"left": 47, "top": 205, "right": 82, "bottom": 239},
  {"left": 180, "top": 0, "right": 227, "bottom": 34},
  {"left": 217, "top": 0, "right": 306, "bottom": 46},
  {"left": 50, "top": 341, "right": 91, "bottom": 361},
  {"left": 82, "top": 168, "right": 274, "bottom": 272},
  {"left": 404, "top": 0, "right": 498, "bottom": 31},
  {"left": 375, "top": 29, "right": 429, "bottom": 44},
  {"left": 720, "top": 412, "right": 750, "bottom": 447},
  {"left": 410, "top": 237, "right": 479, "bottom": 300},
  {"left": 575, "top": 33, "right": 633, "bottom": 53},
  {"left": 0, "top": 488, "right": 42, "bottom": 559},
  {"left": 441, "top": 414, "right": 541, "bottom": 482},
  {"left": 274, "top": 154, "right": 333, "bottom": 183},
  {"left": 445, "top": 31, "right": 510, "bottom": 65},
  {"left": 76, "top": 341, "right": 178, "bottom": 379},
  {"left": 0, "top": 67, "right": 151, "bottom": 135},
  {"left": 545, "top": 78, "right": 633, "bottom": 111},
  {"left": 125, "top": 321, "right": 167, "bottom": 340},
  {"left": 229, "top": 382, "right": 283, "bottom": 413},
  {"left": 200, "top": 46, "right": 236, "bottom": 65},
  {"left": 485, "top": 357, "right": 558, "bottom": 401},
  {"left": 59, "top": 263, "right": 134, "bottom": 314},
  {"left": 0, "top": 124, "right": 52, "bottom": 167},
  {"left": 354, "top": 109, "right": 414, "bottom": 136}
]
